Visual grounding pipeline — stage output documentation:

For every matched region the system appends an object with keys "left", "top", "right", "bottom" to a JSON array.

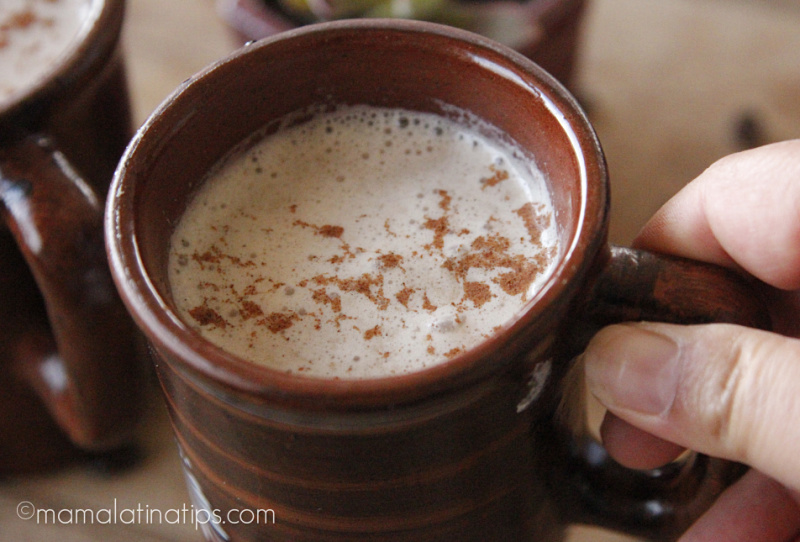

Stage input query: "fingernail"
[{"left": 584, "top": 324, "right": 681, "bottom": 416}]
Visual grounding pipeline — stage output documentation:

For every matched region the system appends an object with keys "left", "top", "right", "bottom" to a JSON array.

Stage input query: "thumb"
[{"left": 583, "top": 322, "right": 800, "bottom": 492}]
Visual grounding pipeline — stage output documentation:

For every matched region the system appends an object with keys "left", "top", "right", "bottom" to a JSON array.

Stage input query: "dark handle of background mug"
[
  {"left": 0, "top": 134, "right": 142, "bottom": 451},
  {"left": 555, "top": 245, "right": 771, "bottom": 541}
]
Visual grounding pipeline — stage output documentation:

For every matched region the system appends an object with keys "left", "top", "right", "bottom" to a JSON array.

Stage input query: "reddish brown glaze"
[
  {"left": 106, "top": 20, "right": 769, "bottom": 541},
  {"left": 0, "top": 0, "right": 143, "bottom": 474}
]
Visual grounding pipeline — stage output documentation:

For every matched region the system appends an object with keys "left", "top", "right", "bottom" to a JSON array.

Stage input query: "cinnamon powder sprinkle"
[
  {"left": 318, "top": 225, "right": 344, "bottom": 238},
  {"left": 189, "top": 303, "right": 228, "bottom": 329},
  {"left": 258, "top": 312, "right": 298, "bottom": 334},
  {"left": 312, "top": 273, "right": 390, "bottom": 310},
  {"left": 1, "top": 11, "right": 37, "bottom": 37},
  {"left": 422, "top": 293, "right": 437, "bottom": 312},
  {"left": 481, "top": 165, "right": 509, "bottom": 189},
  {"left": 312, "top": 288, "right": 342, "bottom": 313},
  {"left": 463, "top": 281, "right": 493, "bottom": 308},
  {"left": 514, "top": 202, "right": 551, "bottom": 245},
  {"left": 377, "top": 252, "right": 403, "bottom": 270},
  {"left": 395, "top": 286, "right": 414, "bottom": 308},
  {"left": 436, "top": 189, "right": 452, "bottom": 211},
  {"left": 239, "top": 300, "right": 264, "bottom": 320},
  {"left": 192, "top": 245, "right": 255, "bottom": 270},
  {"left": 423, "top": 216, "right": 450, "bottom": 251},
  {"left": 443, "top": 232, "right": 547, "bottom": 300},
  {"left": 339, "top": 274, "right": 389, "bottom": 310},
  {"left": 497, "top": 255, "right": 549, "bottom": 297},
  {"left": 293, "top": 219, "right": 344, "bottom": 238},
  {"left": 444, "top": 347, "right": 464, "bottom": 359},
  {"left": 243, "top": 284, "right": 258, "bottom": 296},
  {"left": 181, "top": 194, "right": 550, "bottom": 354}
]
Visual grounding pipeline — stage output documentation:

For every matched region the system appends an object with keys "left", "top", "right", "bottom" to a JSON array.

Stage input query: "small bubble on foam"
[{"left": 430, "top": 310, "right": 464, "bottom": 333}]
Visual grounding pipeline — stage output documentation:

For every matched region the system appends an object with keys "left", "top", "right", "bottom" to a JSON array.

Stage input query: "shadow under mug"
[
  {"left": 106, "top": 20, "right": 769, "bottom": 541},
  {"left": 0, "top": 0, "right": 143, "bottom": 473}
]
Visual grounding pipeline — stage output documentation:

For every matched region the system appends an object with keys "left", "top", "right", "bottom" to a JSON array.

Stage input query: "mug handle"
[
  {"left": 0, "top": 134, "right": 143, "bottom": 452},
  {"left": 553, "top": 245, "right": 770, "bottom": 541}
]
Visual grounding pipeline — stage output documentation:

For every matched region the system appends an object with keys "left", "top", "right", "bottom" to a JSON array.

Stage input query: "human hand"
[{"left": 582, "top": 140, "right": 800, "bottom": 541}]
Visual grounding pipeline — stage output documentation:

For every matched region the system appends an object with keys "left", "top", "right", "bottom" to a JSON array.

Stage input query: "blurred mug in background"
[
  {"left": 0, "top": 0, "right": 144, "bottom": 474},
  {"left": 216, "top": 0, "right": 587, "bottom": 86}
]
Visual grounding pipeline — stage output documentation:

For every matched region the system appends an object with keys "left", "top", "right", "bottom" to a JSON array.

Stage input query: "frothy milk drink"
[
  {"left": 168, "top": 105, "right": 559, "bottom": 378},
  {"left": 0, "top": 0, "right": 93, "bottom": 106}
]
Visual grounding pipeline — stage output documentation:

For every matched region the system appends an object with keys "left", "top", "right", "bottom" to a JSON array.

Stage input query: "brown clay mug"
[
  {"left": 106, "top": 20, "right": 769, "bottom": 541},
  {"left": 0, "top": 0, "right": 143, "bottom": 473}
]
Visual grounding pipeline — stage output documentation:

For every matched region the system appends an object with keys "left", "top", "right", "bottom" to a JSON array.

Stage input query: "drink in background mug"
[
  {"left": 0, "top": 0, "right": 143, "bottom": 473},
  {"left": 106, "top": 20, "right": 769, "bottom": 541}
]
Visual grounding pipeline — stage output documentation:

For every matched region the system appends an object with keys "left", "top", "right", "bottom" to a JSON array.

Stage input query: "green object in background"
[
  {"left": 278, "top": 0, "right": 450, "bottom": 22},
  {"left": 275, "top": 0, "right": 540, "bottom": 50}
]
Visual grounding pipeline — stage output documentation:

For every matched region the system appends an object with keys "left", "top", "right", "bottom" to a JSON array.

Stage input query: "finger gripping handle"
[{"left": 557, "top": 245, "right": 771, "bottom": 540}]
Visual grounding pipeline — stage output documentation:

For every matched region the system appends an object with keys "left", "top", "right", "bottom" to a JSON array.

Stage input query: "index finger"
[{"left": 634, "top": 140, "right": 800, "bottom": 291}]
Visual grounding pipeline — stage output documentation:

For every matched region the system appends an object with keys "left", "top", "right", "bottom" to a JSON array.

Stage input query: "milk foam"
[
  {"left": 169, "top": 106, "right": 559, "bottom": 379},
  {"left": 0, "top": 0, "right": 94, "bottom": 107}
]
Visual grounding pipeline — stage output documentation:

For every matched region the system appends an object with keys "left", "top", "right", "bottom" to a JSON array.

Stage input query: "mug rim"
[
  {"left": 106, "top": 18, "right": 608, "bottom": 408},
  {"left": 0, "top": 0, "right": 125, "bottom": 122}
]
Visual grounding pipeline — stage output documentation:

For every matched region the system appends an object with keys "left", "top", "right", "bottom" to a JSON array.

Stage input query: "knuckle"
[
  {"left": 676, "top": 327, "right": 760, "bottom": 459},
  {"left": 713, "top": 334, "right": 754, "bottom": 459},
  {"left": 685, "top": 327, "right": 799, "bottom": 469}
]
